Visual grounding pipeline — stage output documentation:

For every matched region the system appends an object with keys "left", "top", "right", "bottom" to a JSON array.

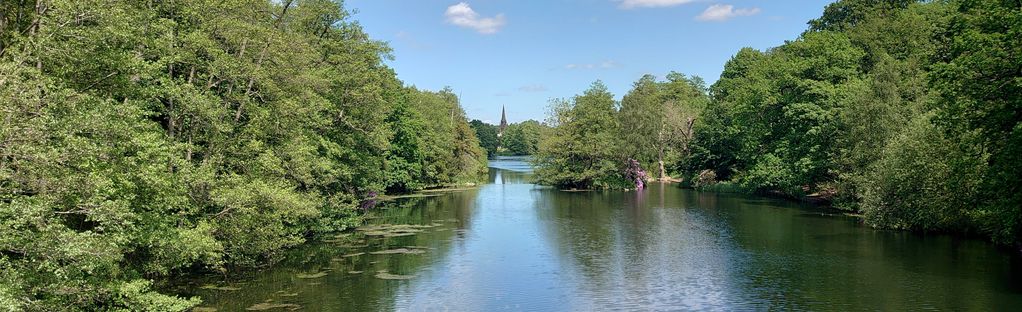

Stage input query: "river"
[{"left": 176, "top": 157, "right": 1022, "bottom": 311}]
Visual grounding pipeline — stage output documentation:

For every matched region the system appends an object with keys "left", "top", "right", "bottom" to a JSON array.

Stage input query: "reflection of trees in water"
[
  {"left": 722, "top": 195, "right": 1022, "bottom": 310},
  {"left": 634, "top": 191, "right": 1022, "bottom": 310},
  {"left": 532, "top": 186, "right": 753, "bottom": 309},
  {"left": 488, "top": 168, "right": 532, "bottom": 185},
  {"left": 180, "top": 189, "right": 482, "bottom": 311}
]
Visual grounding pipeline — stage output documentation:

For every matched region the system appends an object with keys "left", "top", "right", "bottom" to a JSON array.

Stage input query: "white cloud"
[
  {"left": 696, "top": 4, "right": 761, "bottom": 22},
  {"left": 445, "top": 2, "right": 506, "bottom": 34},
  {"left": 564, "top": 60, "right": 620, "bottom": 70},
  {"left": 618, "top": 0, "right": 695, "bottom": 9}
]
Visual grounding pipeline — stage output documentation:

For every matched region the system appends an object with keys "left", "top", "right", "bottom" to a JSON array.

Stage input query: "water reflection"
[
  {"left": 177, "top": 159, "right": 1022, "bottom": 311},
  {"left": 533, "top": 185, "right": 755, "bottom": 310}
]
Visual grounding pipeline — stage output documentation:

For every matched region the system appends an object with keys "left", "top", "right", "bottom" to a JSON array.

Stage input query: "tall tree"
[
  {"left": 618, "top": 73, "right": 707, "bottom": 180},
  {"left": 930, "top": 0, "right": 1022, "bottom": 244},
  {"left": 470, "top": 120, "right": 499, "bottom": 157},
  {"left": 535, "top": 81, "right": 622, "bottom": 189}
]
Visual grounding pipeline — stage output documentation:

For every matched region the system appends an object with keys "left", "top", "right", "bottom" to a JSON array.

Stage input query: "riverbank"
[{"left": 170, "top": 161, "right": 1022, "bottom": 311}]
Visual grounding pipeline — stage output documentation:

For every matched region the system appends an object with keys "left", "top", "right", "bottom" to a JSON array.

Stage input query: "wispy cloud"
[
  {"left": 618, "top": 0, "right": 695, "bottom": 9},
  {"left": 518, "top": 84, "right": 548, "bottom": 92},
  {"left": 564, "top": 60, "right": 620, "bottom": 70},
  {"left": 696, "top": 4, "right": 761, "bottom": 22},
  {"left": 445, "top": 2, "right": 507, "bottom": 34}
]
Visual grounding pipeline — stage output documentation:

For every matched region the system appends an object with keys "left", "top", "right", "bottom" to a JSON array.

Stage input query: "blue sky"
[{"left": 346, "top": 0, "right": 835, "bottom": 123}]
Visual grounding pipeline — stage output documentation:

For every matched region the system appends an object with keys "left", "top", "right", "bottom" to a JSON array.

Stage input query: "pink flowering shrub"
[{"left": 624, "top": 158, "right": 648, "bottom": 190}]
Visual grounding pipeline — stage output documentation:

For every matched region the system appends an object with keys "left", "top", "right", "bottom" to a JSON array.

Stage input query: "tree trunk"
[
  {"left": 658, "top": 160, "right": 666, "bottom": 182},
  {"left": 276, "top": 0, "right": 294, "bottom": 28},
  {"left": 31, "top": 0, "right": 46, "bottom": 71},
  {"left": 186, "top": 131, "right": 193, "bottom": 162},
  {"left": 235, "top": 44, "right": 268, "bottom": 122},
  {"left": 657, "top": 124, "right": 667, "bottom": 180},
  {"left": 167, "top": 63, "right": 175, "bottom": 139}
]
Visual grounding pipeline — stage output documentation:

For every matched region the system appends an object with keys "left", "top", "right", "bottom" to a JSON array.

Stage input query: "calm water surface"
[{"left": 177, "top": 157, "right": 1022, "bottom": 311}]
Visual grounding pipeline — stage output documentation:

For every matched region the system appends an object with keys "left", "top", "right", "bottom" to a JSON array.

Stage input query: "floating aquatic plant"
[
  {"left": 374, "top": 272, "right": 415, "bottom": 280},
  {"left": 370, "top": 248, "right": 426, "bottom": 255},
  {"left": 246, "top": 302, "right": 301, "bottom": 311},
  {"left": 200, "top": 285, "right": 242, "bottom": 291},
  {"left": 296, "top": 272, "right": 328, "bottom": 279}
]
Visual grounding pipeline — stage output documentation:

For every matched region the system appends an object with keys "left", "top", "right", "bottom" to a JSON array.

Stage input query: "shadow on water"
[
  {"left": 171, "top": 190, "right": 482, "bottom": 311},
  {"left": 175, "top": 158, "right": 1022, "bottom": 311}
]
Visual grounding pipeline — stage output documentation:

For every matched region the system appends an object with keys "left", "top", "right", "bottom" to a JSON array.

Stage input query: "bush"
[
  {"left": 694, "top": 169, "right": 717, "bottom": 188},
  {"left": 859, "top": 114, "right": 986, "bottom": 232},
  {"left": 737, "top": 154, "right": 803, "bottom": 196}
]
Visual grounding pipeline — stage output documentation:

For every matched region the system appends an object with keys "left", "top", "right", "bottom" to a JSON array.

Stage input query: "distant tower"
[{"left": 498, "top": 105, "right": 508, "bottom": 137}]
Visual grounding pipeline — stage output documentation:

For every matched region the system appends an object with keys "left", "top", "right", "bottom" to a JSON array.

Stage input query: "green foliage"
[
  {"left": 809, "top": 0, "right": 916, "bottom": 32},
  {"left": 534, "top": 82, "right": 626, "bottom": 189},
  {"left": 691, "top": 30, "right": 866, "bottom": 194},
  {"left": 501, "top": 120, "right": 546, "bottom": 156},
  {"left": 470, "top": 119, "right": 547, "bottom": 157},
  {"left": 618, "top": 73, "right": 708, "bottom": 180},
  {"left": 401, "top": 88, "right": 488, "bottom": 188},
  {"left": 860, "top": 114, "right": 986, "bottom": 232},
  {"left": 470, "top": 120, "right": 500, "bottom": 157},
  {"left": 111, "top": 280, "right": 200, "bottom": 312},
  {"left": 0, "top": 0, "right": 486, "bottom": 310},
  {"left": 686, "top": 0, "right": 1021, "bottom": 245},
  {"left": 930, "top": 0, "right": 1022, "bottom": 244}
]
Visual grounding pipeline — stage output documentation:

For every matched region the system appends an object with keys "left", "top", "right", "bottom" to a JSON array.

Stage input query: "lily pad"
[
  {"left": 342, "top": 252, "right": 365, "bottom": 258},
  {"left": 200, "top": 285, "right": 242, "bottom": 291},
  {"left": 246, "top": 302, "right": 301, "bottom": 311},
  {"left": 357, "top": 224, "right": 433, "bottom": 233},
  {"left": 347, "top": 271, "right": 363, "bottom": 274},
  {"left": 382, "top": 232, "right": 417, "bottom": 238},
  {"left": 370, "top": 248, "right": 426, "bottom": 255},
  {"left": 374, "top": 272, "right": 415, "bottom": 280},
  {"left": 296, "top": 272, "right": 328, "bottom": 279}
]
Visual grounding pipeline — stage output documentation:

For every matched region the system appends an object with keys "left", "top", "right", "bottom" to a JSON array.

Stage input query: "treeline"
[
  {"left": 536, "top": 0, "right": 1020, "bottom": 245},
  {"left": 470, "top": 119, "right": 548, "bottom": 157},
  {"left": 534, "top": 73, "right": 708, "bottom": 189},
  {"left": 0, "top": 0, "right": 484, "bottom": 310}
]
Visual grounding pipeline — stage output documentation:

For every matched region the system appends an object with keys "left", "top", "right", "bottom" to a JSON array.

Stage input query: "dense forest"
[
  {"left": 0, "top": 0, "right": 485, "bottom": 310},
  {"left": 535, "top": 0, "right": 1020, "bottom": 245},
  {"left": 469, "top": 119, "right": 547, "bottom": 157}
]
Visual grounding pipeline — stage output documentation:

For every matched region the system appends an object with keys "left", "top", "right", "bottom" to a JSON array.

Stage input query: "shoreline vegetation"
[
  {"left": 0, "top": 0, "right": 486, "bottom": 310},
  {"left": 533, "top": 0, "right": 1020, "bottom": 248},
  {"left": 469, "top": 120, "right": 549, "bottom": 158},
  {"left": 0, "top": 0, "right": 1018, "bottom": 311}
]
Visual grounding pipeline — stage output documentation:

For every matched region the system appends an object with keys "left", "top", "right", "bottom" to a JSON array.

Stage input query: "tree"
[
  {"left": 470, "top": 120, "right": 499, "bottom": 157},
  {"left": 501, "top": 120, "right": 545, "bottom": 156},
  {"left": 618, "top": 73, "right": 707, "bottom": 180},
  {"left": 860, "top": 113, "right": 986, "bottom": 233},
  {"left": 534, "top": 81, "right": 624, "bottom": 189},
  {"left": 0, "top": 0, "right": 489, "bottom": 310},
  {"left": 809, "top": 0, "right": 917, "bottom": 32},
  {"left": 930, "top": 0, "right": 1022, "bottom": 244}
]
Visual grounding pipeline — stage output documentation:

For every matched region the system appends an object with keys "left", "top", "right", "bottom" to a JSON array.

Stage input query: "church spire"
[{"left": 498, "top": 105, "right": 508, "bottom": 137}]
